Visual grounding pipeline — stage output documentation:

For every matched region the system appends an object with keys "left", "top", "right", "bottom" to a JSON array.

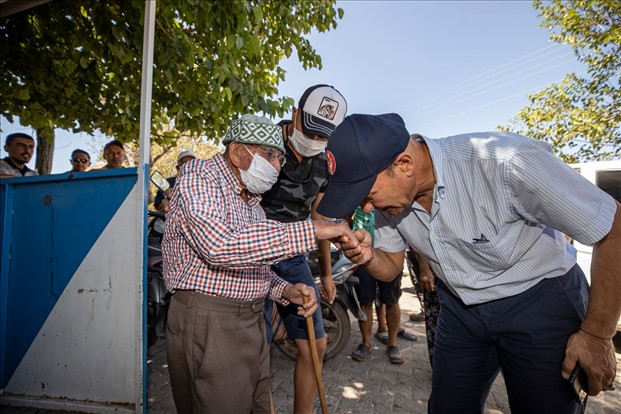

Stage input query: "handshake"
[{"left": 313, "top": 219, "right": 374, "bottom": 266}]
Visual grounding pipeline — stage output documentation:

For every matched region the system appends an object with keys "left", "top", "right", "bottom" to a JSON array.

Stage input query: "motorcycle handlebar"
[{"left": 148, "top": 210, "right": 165, "bottom": 219}]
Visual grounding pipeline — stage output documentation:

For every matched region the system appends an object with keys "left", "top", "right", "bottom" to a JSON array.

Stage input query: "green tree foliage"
[
  {"left": 0, "top": 0, "right": 343, "bottom": 173},
  {"left": 501, "top": 0, "right": 620, "bottom": 162}
]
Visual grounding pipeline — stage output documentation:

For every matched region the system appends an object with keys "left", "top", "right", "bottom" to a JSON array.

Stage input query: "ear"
[
  {"left": 229, "top": 142, "right": 249, "bottom": 169},
  {"left": 394, "top": 152, "right": 415, "bottom": 176},
  {"left": 228, "top": 142, "right": 241, "bottom": 165},
  {"left": 291, "top": 107, "right": 298, "bottom": 122}
]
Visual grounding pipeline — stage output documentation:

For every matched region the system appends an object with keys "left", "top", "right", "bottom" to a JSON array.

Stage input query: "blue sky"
[{"left": 1, "top": 1, "right": 584, "bottom": 173}]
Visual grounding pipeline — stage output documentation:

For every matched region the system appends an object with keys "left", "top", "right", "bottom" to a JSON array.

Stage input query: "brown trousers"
[{"left": 166, "top": 291, "right": 271, "bottom": 414}]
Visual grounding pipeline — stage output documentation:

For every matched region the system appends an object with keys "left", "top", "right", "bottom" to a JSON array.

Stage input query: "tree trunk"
[{"left": 35, "top": 127, "right": 54, "bottom": 175}]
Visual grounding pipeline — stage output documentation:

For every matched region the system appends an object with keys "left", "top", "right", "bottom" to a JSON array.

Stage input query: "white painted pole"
[
  {"left": 136, "top": 1, "right": 156, "bottom": 412},
  {"left": 139, "top": 1, "right": 156, "bottom": 166}
]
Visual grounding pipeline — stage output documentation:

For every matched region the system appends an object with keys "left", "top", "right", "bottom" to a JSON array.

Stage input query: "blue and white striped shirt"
[{"left": 374, "top": 132, "right": 617, "bottom": 305}]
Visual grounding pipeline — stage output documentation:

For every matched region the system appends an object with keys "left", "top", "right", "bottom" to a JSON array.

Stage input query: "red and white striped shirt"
[{"left": 162, "top": 153, "right": 317, "bottom": 301}]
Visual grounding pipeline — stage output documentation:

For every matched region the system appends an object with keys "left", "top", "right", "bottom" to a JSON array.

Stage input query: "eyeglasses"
[
  {"left": 256, "top": 145, "right": 286, "bottom": 166},
  {"left": 71, "top": 158, "right": 89, "bottom": 163}
]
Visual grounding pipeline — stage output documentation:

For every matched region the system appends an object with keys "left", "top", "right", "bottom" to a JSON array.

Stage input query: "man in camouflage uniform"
[{"left": 262, "top": 84, "right": 347, "bottom": 413}]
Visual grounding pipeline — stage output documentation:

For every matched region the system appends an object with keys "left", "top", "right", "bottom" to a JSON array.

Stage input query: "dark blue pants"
[
  {"left": 264, "top": 255, "right": 324, "bottom": 343},
  {"left": 429, "top": 265, "right": 589, "bottom": 414}
]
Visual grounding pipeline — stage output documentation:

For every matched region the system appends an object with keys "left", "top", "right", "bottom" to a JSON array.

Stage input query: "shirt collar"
[
  {"left": 4, "top": 156, "right": 32, "bottom": 175},
  {"left": 420, "top": 137, "right": 445, "bottom": 201}
]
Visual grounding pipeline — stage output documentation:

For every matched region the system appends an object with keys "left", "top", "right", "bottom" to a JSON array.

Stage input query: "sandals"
[
  {"left": 397, "top": 329, "right": 418, "bottom": 342},
  {"left": 351, "top": 344, "right": 371, "bottom": 362},
  {"left": 387, "top": 345, "right": 404, "bottom": 364},
  {"left": 374, "top": 331, "right": 389, "bottom": 345},
  {"left": 375, "top": 330, "right": 418, "bottom": 344}
]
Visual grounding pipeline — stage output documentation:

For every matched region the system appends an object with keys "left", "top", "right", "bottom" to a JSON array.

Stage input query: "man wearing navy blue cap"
[
  {"left": 317, "top": 113, "right": 621, "bottom": 413},
  {"left": 261, "top": 84, "right": 347, "bottom": 414}
]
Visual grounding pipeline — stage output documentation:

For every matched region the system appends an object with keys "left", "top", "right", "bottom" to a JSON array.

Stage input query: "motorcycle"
[
  {"left": 272, "top": 248, "right": 365, "bottom": 361},
  {"left": 146, "top": 210, "right": 170, "bottom": 348}
]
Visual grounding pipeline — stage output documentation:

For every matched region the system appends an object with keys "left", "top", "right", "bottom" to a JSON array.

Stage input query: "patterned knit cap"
[{"left": 222, "top": 114, "right": 285, "bottom": 153}]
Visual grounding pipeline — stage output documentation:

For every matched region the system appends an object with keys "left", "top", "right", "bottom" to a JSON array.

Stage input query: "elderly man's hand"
[
  {"left": 562, "top": 329, "right": 617, "bottom": 396},
  {"left": 283, "top": 283, "right": 318, "bottom": 318},
  {"left": 313, "top": 219, "right": 356, "bottom": 244}
]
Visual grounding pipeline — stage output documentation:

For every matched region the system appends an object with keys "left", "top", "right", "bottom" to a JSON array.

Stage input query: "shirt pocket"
[{"left": 457, "top": 221, "right": 544, "bottom": 276}]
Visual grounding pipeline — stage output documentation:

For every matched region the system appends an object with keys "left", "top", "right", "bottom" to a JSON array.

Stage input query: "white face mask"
[
  {"left": 239, "top": 145, "right": 280, "bottom": 194},
  {"left": 290, "top": 128, "right": 328, "bottom": 157}
]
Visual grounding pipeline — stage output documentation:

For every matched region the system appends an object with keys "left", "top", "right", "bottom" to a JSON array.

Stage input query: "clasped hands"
[{"left": 313, "top": 219, "right": 374, "bottom": 265}]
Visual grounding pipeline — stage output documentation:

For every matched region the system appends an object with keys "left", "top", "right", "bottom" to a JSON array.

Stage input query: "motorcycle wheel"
[{"left": 274, "top": 299, "right": 351, "bottom": 361}]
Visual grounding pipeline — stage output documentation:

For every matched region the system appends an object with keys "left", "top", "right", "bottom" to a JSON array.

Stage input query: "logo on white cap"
[
  {"left": 300, "top": 85, "right": 347, "bottom": 138},
  {"left": 317, "top": 97, "right": 339, "bottom": 121}
]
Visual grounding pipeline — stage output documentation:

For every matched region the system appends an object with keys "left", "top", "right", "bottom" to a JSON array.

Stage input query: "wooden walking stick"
[{"left": 303, "top": 294, "right": 328, "bottom": 414}]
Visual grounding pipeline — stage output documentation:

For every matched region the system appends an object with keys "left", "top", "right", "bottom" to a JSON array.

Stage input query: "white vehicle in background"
[{"left": 569, "top": 160, "right": 621, "bottom": 335}]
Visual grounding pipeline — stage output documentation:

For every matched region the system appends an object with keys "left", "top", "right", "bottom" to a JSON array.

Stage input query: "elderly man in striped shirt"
[
  {"left": 319, "top": 113, "right": 620, "bottom": 414},
  {"left": 162, "top": 115, "right": 354, "bottom": 414}
]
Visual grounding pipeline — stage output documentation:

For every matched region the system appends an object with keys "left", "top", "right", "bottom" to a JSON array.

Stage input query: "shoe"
[
  {"left": 409, "top": 311, "right": 425, "bottom": 322},
  {"left": 374, "top": 331, "right": 389, "bottom": 345},
  {"left": 386, "top": 345, "right": 404, "bottom": 364},
  {"left": 397, "top": 329, "right": 418, "bottom": 341},
  {"left": 351, "top": 343, "right": 371, "bottom": 362}
]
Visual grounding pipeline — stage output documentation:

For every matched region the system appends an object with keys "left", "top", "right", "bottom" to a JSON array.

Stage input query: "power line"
[
  {"left": 412, "top": 70, "right": 589, "bottom": 130},
  {"left": 397, "top": 47, "right": 575, "bottom": 116},
  {"left": 419, "top": 52, "right": 573, "bottom": 109},
  {"left": 395, "top": 44, "right": 567, "bottom": 108},
  {"left": 406, "top": 57, "right": 577, "bottom": 119}
]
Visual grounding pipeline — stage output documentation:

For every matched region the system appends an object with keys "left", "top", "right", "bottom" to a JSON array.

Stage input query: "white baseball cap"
[
  {"left": 298, "top": 84, "right": 347, "bottom": 138},
  {"left": 177, "top": 150, "right": 197, "bottom": 164}
]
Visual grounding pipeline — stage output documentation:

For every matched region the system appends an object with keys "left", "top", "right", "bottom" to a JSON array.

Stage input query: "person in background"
[
  {"left": 349, "top": 206, "right": 417, "bottom": 365},
  {"left": 161, "top": 114, "right": 355, "bottom": 414},
  {"left": 319, "top": 114, "right": 620, "bottom": 414},
  {"left": 67, "top": 149, "right": 91, "bottom": 173},
  {"left": 408, "top": 262, "right": 427, "bottom": 323},
  {"left": 154, "top": 150, "right": 197, "bottom": 214},
  {"left": 261, "top": 84, "right": 347, "bottom": 414},
  {"left": 0, "top": 132, "right": 38, "bottom": 178},
  {"left": 373, "top": 301, "right": 418, "bottom": 350},
  {"left": 151, "top": 150, "right": 197, "bottom": 238},
  {"left": 99, "top": 140, "right": 125, "bottom": 170},
  {"left": 406, "top": 249, "right": 440, "bottom": 367}
]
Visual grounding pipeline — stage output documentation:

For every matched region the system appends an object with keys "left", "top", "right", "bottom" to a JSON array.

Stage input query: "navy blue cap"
[{"left": 317, "top": 113, "right": 409, "bottom": 218}]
